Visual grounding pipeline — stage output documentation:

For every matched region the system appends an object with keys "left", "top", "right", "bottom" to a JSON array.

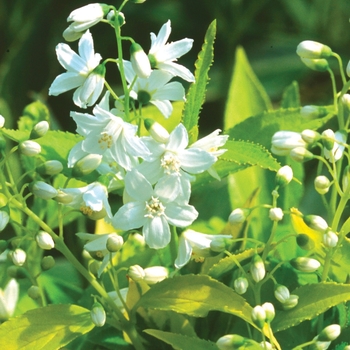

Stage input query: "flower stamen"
[{"left": 145, "top": 196, "right": 165, "bottom": 218}]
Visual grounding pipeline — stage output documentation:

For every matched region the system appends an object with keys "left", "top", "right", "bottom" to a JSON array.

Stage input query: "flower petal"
[
  {"left": 165, "top": 203, "right": 198, "bottom": 227},
  {"left": 152, "top": 81, "right": 185, "bottom": 101},
  {"left": 178, "top": 148, "right": 216, "bottom": 173},
  {"left": 113, "top": 201, "right": 147, "bottom": 230},
  {"left": 143, "top": 215, "right": 171, "bottom": 249},
  {"left": 157, "top": 61, "right": 195, "bottom": 82},
  {"left": 48, "top": 72, "right": 85, "bottom": 95},
  {"left": 150, "top": 100, "right": 173, "bottom": 119},
  {"left": 125, "top": 169, "right": 153, "bottom": 201},
  {"left": 149, "top": 20, "right": 171, "bottom": 54},
  {"left": 155, "top": 38, "right": 193, "bottom": 62},
  {"left": 167, "top": 123, "right": 188, "bottom": 151},
  {"left": 174, "top": 234, "right": 192, "bottom": 269},
  {"left": 55, "top": 43, "right": 88, "bottom": 74}
]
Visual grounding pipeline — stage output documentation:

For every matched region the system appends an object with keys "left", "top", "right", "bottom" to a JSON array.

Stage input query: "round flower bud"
[
  {"left": 106, "top": 234, "right": 124, "bottom": 252},
  {"left": 301, "top": 129, "right": 321, "bottom": 144},
  {"left": 0, "top": 211, "right": 10, "bottom": 232},
  {"left": 128, "top": 265, "right": 145, "bottom": 282},
  {"left": 107, "top": 10, "right": 125, "bottom": 26},
  {"left": 216, "top": 334, "right": 246, "bottom": 349},
  {"left": 30, "top": 181, "right": 58, "bottom": 200},
  {"left": 19, "top": 140, "right": 41, "bottom": 156},
  {"left": 72, "top": 154, "right": 103, "bottom": 177},
  {"left": 269, "top": 207, "right": 284, "bottom": 221},
  {"left": 296, "top": 234, "right": 315, "bottom": 251},
  {"left": 250, "top": 255, "right": 265, "bottom": 283},
  {"left": 251, "top": 305, "right": 266, "bottom": 328},
  {"left": 130, "top": 42, "right": 151, "bottom": 79},
  {"left": 314, "top": 176, "right": 331, "bottom": 195},
  {"left": 11, "top": 248, "right": 26, "bottom": 266},
  {"left": 228, "top": 208, "right": 249, "bottom": 224},
  {"left": 274, "top": 285, "right": 290, "bottom": 304},
  {"left": 36, "top": 231, "right": 55, "bottom": 250},
  {"left": 90, "top": 302, "right": 106, "bottom": 327},
  {"left": 259, "top": 342, "right": 274, "bottom": 350},
  {"left": 30, "top": 121, "right": 49, "bottom": 139},
  {"left": 41, "top": 256, "right": 55, "bottom": 270},
  {"left": 271, "top": 131, "right": 306, "bottom": 156},
  {"left": 296, "top": 41, "right": 332, "bottom": 59},
  {"left": 233, "top": 277, "right": 249, "bottom": 295},
  {"left": 27, "top": 285, "right": 41, "bottom": 300},
  {"left": 323, "top": 231, "right": 338, "bottom": 248},
  {"left": 282, "top": 295, "right": 299, "bottom": 310},
  {"left": 276, "top": 165, "right": 293, "bottom": 186},
  {"left": 143, "top": 266, "right": 169, "bottom": 284},
  {"left": 36, "top": 160, "right": 63, "bottom": 176},
  {"left": 262, "top": 302, "right": 275, "bottom": 322},
  {"left": 303, "top": 215, "right": 328, "bottom": 233},
  {"left": 290, "top": 257, "right": 321, "bottom": 272},
  {"left": 321, "top": 129, "right": 335, "bottom": 151},
  {"left": 290, "top": 147, "right": 314, "bottom": 162},
  {"left": 144, "top": 119, "right": 169, "bottom": 143},
  {"left": 318, "top": 324, "right": 341, "bottom": 341},
  {"left": 210, "top": 238, "right": 226, "bottom": 253},
  {"left": 342, "top": 94, "right": 350, "bottom": 110},
  {"left": 7, "top": 265, "right": 27, "bottom": 279},
  {"left": 300, "top": 105, "right": 328, "bottom": 120},
  {"left": 0, "top": 115, "right": 5, "bottom": 128},
  {"left": 300, "top": 58, "right": 329, "bottom": 72}
]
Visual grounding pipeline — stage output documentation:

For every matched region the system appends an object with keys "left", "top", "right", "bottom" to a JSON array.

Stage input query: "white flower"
[
  {"left": 123, "top": 60, "right": 185, "bottom": 119},
  {"left": 112, "top": 169, "right": 198, "bottom": 249},
  {"left": 148, "top": 20, "right": 195, "bottom": 82},
  {"left": 271, "top": 131, "right": 307, "bottom": 156},
  {"left": 0, "top": 279, "right": 19, "bottom": 321},
  {"left": 49, "top": 30, "right": 105, "bottom": 108},
  {"left": 59, "top": 182, "right": 112, "bottom": 221},
  {"left": 323, "top": 130, "right": 347, "bottom": 162},
  {"left": 90, "top": 302, "right": 106, "bottom": 327},
  {"left": 70, "top": 104, "right": 151, "bottom": 170},
  {"left": 296, "top": 41, "right": 332, "bottom": 59},
  {"left": 36, "top": 231, "right": 55, "bottom": 250},
  {"left": 175, "top": 229, "right": 232, "bottom": 269}
]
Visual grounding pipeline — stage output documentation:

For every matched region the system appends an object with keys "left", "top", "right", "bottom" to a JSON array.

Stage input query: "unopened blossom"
[
  {"left": 282, "top": 295, "right": 299, "bottom": 310},
  {"left": 123, "top": 60, "right": 185, "bottom": 119},
  {"left": 251, "top": 305, "right": 266, "bottom": 328},
  {"left": 314, "top": 175, "right": 331, "bottom": 194},
  {"left": 175, "top": 229, "right": 232, "bottom": 269},
  {"left": 36, "top": 160, "right": 63, "bottom": 176},
  {"left": 148, "top": 20, "right": 195, "bottom": 82},
  {"left": 262, "top": 302, "right": 275, "bottom": 322},
  {"left": 300, "top": 58, "right": 329, "bottom": 72},
  {"left": 0, "top": 279, "right": 19, "bottom": 321},
  {"left": 49, "top": 30, "right": 105, "bottom": 108},
  {"left": 228, "top": 208, "right": 249, "bottom": 224},
  {"left": 250, "top": 255, "right": 265, "bottom": 283},
  {"left": 0, "top": 115, "right": 5, "bottom": 128},
  {"left": 271, "top": 131, "right": 306, "bottom": 156},
  {"left": 290, "top": 257, "right": 320, "bottom": 272},
  {"left": 130, "top": 42, "right": 151, "bottom": 79},
  {"left": 276, "top": 165, "right": 293, "bottom": 186},
  {"left": 31, "top": 181, "right": 58, "bottom": 200},
  {"left": 11, "top": 249, "right": 26, "bottom": 266},
  {"left": 19, "top": 140, "right": 41, "bottom": 156},
  {"left": 90, "top": 302, "right": 106, "bottom": 327},
  {"left": 233, "top": 277, "right": 249, "bottom": 295},
  {"left": 72, "top": 153, "right": 103, "bottom": 177},
  {"left": 303, "top": 215, "right": 328, "bottom": 233},
  {"left": 30, "top": 121, "right": 49, "bottom": 139},
  {"left": 318, "top": 324, "right": 341, "bottom": 341},
  {"left": 269, "top": 207, "right": 284, "bottom": 221},
  {"left": 112, "top": 169, "right": 198, "bottom": 249},
  {"left": 290, "top": 147, "right": 314, "bottom": 162},
  {"left": 323, "top": 231, "right": 338, "bottom": 248},
  {"left": 70, "top": 104, "right": 151, "bottom": 170},
  {"left": 216, "top": 334, "right": 246, "bottom": 349},
  {"left": 274, "top": 285, "right": 290, "bottom": 304},
  {"left": 143, "top": 266, "right": 169, "bottom": 284},
  {"left": 36, "top": 231, "right": 55, "bottom": 250},
  {"left": 301, "top": 129, "right": 321, "bottom": 144},
  {"left": 323, "top": 130, "right": 347, "bottom": 162},
  {"left": 296, "top": 41, "right": 332, "bottom": 59},
  {"left": 144, "top": 119, "right": 169, "bottom": 143}
]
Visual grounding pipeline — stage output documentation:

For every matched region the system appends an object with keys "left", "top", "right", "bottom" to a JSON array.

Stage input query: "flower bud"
[
  {"left": 290, "top": 147, "right": 314, "bottom": 162},
  {"left": 144, "top": 119, "right": 169, "bottom": 143},
  {"left": 271, "top": 131, "right": 306, "bottom": 156},
  {"left": 128, "top": 265, "right": 145, "bottom": 282},
  {"left": 228, "top": 208, "right": 249, "bottom": 224},
  {"left": 216, "top": 334, "right": 246, "bottom": 349},
  {"left": 233, "top": 277, "right": 249, "bottom": 295},
  {"left": 296, "top": 41, "right": 332, "bottom": 59},
  {"left": 318, "top": 324, "right": 341, "bottom": 341},
  {"left": 342, "top": 94, "right": 350, "bottom": 110},
  {"left": 36, "top": 160, "right": 63, "bottom": 176},
  {"left": 30, "top": 181, "right": 58, "bottom": 200},
  {"left": 36, "top": 231, "right": 55, "bottom": 250},
  {"left": 274, "top": 285, "right": 290, "bottom": 303},
  {"left": 321, "top": 129, "right": 335, "bottom": 151},
  {"left": 27, "top": 285, "right": 41, "bottom": 300},
  {"left": 250, "top": 255, "right": 265, "bottom": 283},
  {"left": 130, "top": 42, "right": 151, "bottom": 79},
  {"left": 7, "top": 265, "right": 27, "bottom": 279},
  {"left": 290, "top": 257, "right": 321, "bottom": 272},
  {"left": 11, "top": 248, "right": 26, "bottom": 266},
  {"left": 210, "top": 238, "right": 226, "bottom": 253},
  {"left": 107, "top": 11, "right": 125, "bottom": 26},
  {"left": 0, "top": 211, "right": 9, "bottom": 232},
  {"left": 90, "top": 302, "right": 106, "bottom": 327},
  {"left": 300, "top": 105, "right": 328, "bottom": 120},
  {"left": 323, "top": 130, "right": 347, "bottom": 162},
  {"left": 300, "top": 58, "right": 329, "bottom": 72},
  {"left": 143, "top": 266, "right": 168, "bottom": 284},
  {"left": 282, "top": 295, "right": 299, "bottom": 310},
  {"left": 301, "top": 129, "right": 321, "bottom": 144},
  {"left": 303, "top": 215, "right": 328, "bottom": 233},
  {"left": 19, "top": 140, "right": 41, "bottom": 156},
  {"left": 323, "top": 231, "right": 338, "bottom": 248},
  {"left": 72, "top": 154, "right": 103, "bottom": 177},
  {"left": 269, "top": 207, "right": 284, "bottom": 221},
  {"left": 259, "top": 342, "right": 274, "bottom": 350},
  {"left": 0, "top": 115, "right": 5, "bottom": 128},
  {"left": 262, "top": 302, "right": 275, "bottom": 322},
  {"left": 41, "top": 256, "right": 55, "bottom": 270},
  {"left": 314, "top": 176, "right": 331, "bottom": 195},
  {"left": 54, "top": 190, "right": 74, "bottom": 204},
  {"left": 30, "top": 121, "right": 49, "bottom": 139},
  {"left": 251, "top": 305, "right": 266, "bottom": 328},
  {"left": 276, "top": 165, "right": 293, "bottom": 186},
  {"left": 296, "top": 234, "right": 315, "bottom": 251},
  {"left": 106, "top": 234, "right": 124, "bottom": 252}
]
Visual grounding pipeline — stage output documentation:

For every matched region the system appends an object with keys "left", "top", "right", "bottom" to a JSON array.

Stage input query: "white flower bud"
[
  {"left": 128, "top": 265, "right": 145, "bottom": 281},
  {"left": 31, "top": 181, "right": 58, "bottom": 200},
  {"left": 19, "top": 140, "right": 41, "bottom": 156},
  {"left": 342, "top": 94, "right": 350, "bottom": 110},
  {"left": 276, "top": 165, "right": 293, "bottom": 186},
  {"left": 259, "top": 341, "right": 274, "bottom": 350},
  {"left": 301, "top": 129, "right": 321, "bottom": 144},
  {"left": 323, "top": 231, "right": 338, "bottom": 248},
  {"left": 290, "top": 257, "right": 321, "bottom": 272},
  {"left": 282, "top": 295, "right": 299, "bottom": 310},
  {"left": 271, "top": 131, "right": 306, "bottom": 156},
  {"left": 228, "top": 208, "right": 249, "bottom": 224},
  {"left": 130, "top": 42, "right": 151, "bottom": 79},
  {"left": 251, "top": 305, "right": 266, "bottom": 328},
  {"left": 314, "top": 176, "right": 331, "bottom": 195},
  {"left": 233, "top": 277, "right": 249, "bottom": 295},
  {"left": 321, "top": 129, "right": 335, "bottom": 151},
  {"left": 0, "top": 115, "right": 5, "bottom": 128},
  {"left": 262, "top": 302, "right": 275, "bottom": 322},
  {"left": 216, "top": 334, "right": 246, "bottom": 349},
  {"left": 72, "top": 154, "right": 103, "bottom": 177},
  {"left": 250, "top": 255, "right": 265, "bottom": 283},
  {"left": 12, "top": 248, "right": 26, "bottom": 266},
  {"left": 36, "top": 231, "right": 55, "bottom": 250},
  {"left": 290, "top": 147, "right": 314, "bottom": 162},
  {"left": 269, "top": 207, "right": 284, "bottom": 221},
  {"left": 90, "top": 302, "right": 106, "bottom": 327},
  {"left": 37, "top": 160, "right": 64, "bottom": 176},
  {"left": 143, "top": 266, "right": 168, "bottom": 284},
  {"left": 210, "top": 238, "right": 226, "bottom": 253},
  {"left": 300, "top": 58, "right": 329, "bottom": 72},
  {"left": 144, "top": 119, "right": 169, "bottom": 143},
  {"left": 318, "top": 324, "right": 341, "bottom": 341},
  {"left": 107, "top": 10, "right": 125, "bottom": 26},
  {"left": 303, "top": 215, "right": 328, "bottom": 233},
  {"left": 106, "top": 234, "right": 123, "bottom": 252},
  {"left": 30, "top": 121, "right": 49, "bottom": 139},
  {"left": 296, "top": 41, "right": 332, "bottom": 59},
  {"left": 0, "top": 211, "right": 9, "bottom": 231},
  {"left": 274, "top": 285, "right": 290, "bottom": 303},
  {"left": 300, "top": 105, "right": 328, "bottom": 120}
]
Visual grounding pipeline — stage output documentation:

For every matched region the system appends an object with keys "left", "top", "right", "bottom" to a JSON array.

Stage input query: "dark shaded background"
[{"left": 1, "top": 0, "right": 350, "bottom": 133}]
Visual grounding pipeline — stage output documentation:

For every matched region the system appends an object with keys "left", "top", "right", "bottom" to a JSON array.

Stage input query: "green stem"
[{"left": 170, "top": 225, "right": 178, "bottom": 263}]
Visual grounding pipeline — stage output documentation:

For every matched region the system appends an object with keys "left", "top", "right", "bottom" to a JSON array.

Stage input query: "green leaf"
[
  {"left": 144, "top": 330, "right": 219, "bottom": 350},
  {"left": 181, "top": 20, "right": 216, "bottom": 142},
  {"left": 134, "top": 275, "right": 253, "bottom": 323},
  {"left": 280, "top": 81, "right": 300, "bottom": 108},
  {"left": 0, "top": 304, "right": 94, "bottom": 350},
  {"left": 18, "top": 101, "right": 50, "bottom": 132},
  {"left": 273, "top": 282, "right": 350, "bottom": 332},
  {"left": 224, "top": 46, "right": 272, "bottom": 130}
]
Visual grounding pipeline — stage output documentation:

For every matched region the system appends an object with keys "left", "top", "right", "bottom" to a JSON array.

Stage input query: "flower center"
[
  {"left": 98, "top": 133, "right": 113, "bottom": 150},
  {"left": 161, "top": 152, "right": 181, "bottom": 175},
  {"left": 144, "top": 196, "right": 165, "bottom": 219},
  {"left": 80, "top": 205, "right": 94, "bottom": 216}
]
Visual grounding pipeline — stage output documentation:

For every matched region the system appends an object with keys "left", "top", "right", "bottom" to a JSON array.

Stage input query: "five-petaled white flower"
[
  {"left": 49, "top": 30, "right": 105, "bottom": 108},
  {"left": 0, "top": 279, "right": 19, "bottom": 321},
  {"left": 175, "top": 229, "right": 232, "bottom": 269},
  {"left": 148, "top": 20, "right": 195, "bottom": 82},
  {"left": 112, "top": 169, "right": 198, "bottom": 249}
]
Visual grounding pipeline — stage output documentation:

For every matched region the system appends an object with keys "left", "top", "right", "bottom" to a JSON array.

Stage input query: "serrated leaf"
[
  {"left": 224, "top": 46, "right": 272, "bottom": 130},
  {"left": 144, "top": 329, "right": 219, "bottom": 350},
  {"left": 280, "top": 81, "right": 300, "bottom": 108},
  {"left": 181, "top": 20, "right": 216, "bottom": 141},
  {"left": 0, "top": 304, "right": 94, "bottom": 350},
  {"left": 134, "top": 275, "right": 253, "bottom": 323},
  {"left": 273, "top": 283, "right": 350, "bottom": 332}
]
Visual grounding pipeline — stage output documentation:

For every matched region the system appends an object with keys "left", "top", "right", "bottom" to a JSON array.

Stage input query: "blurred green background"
[{"left": 1, "top": 0, "right": 350, "bottom": 133}]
